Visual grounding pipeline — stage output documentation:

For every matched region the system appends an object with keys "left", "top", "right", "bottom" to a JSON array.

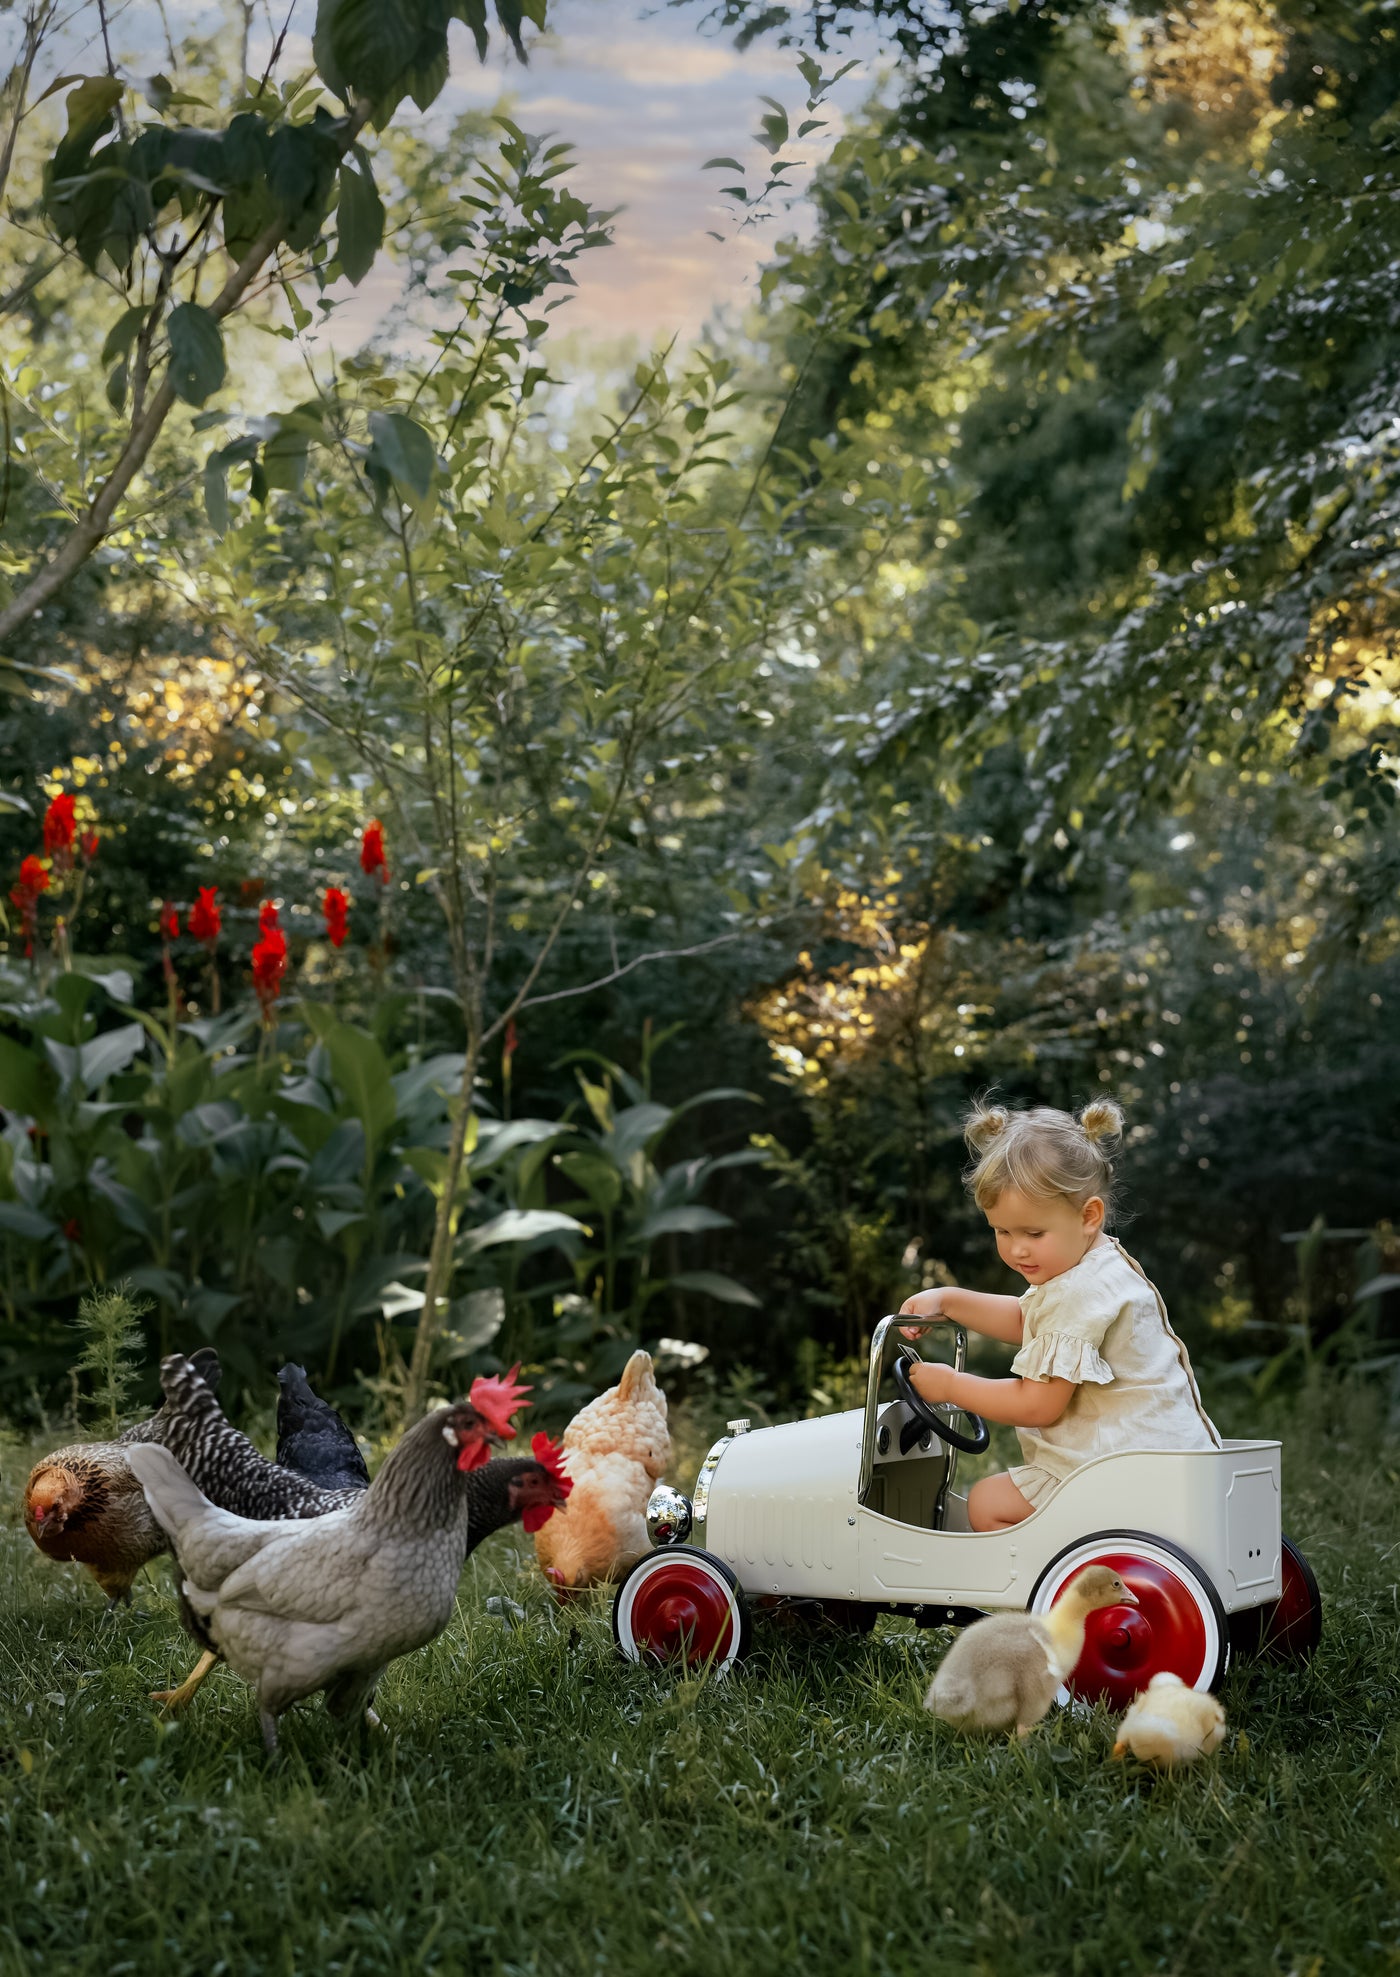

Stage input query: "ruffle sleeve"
[{"left": 1011, "top": 1332, "right": 1114, "bottom": 1386}]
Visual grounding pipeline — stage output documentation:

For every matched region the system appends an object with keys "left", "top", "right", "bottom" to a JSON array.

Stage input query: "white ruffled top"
[{"left": 1009, "top": 1237, "right": 1220, "bottom": 1489}]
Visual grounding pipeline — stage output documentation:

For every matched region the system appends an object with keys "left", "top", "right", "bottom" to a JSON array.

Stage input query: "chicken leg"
[{"left": 151, "top": 1649, "right": 218, "bottom": 1712}]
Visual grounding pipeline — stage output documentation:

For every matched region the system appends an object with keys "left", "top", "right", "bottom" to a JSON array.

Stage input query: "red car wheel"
[
  {"left": 1030, "top": 1533, "right": 1228, "bottom": 1710},
  {"left": 613, "top": 1546, "right": 749, "bottom": 1672}
]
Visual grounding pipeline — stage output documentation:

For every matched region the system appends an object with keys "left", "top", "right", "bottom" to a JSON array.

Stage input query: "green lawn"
[{"left": 2, "top": 1378, "right": 1397, "bottom": 1977}]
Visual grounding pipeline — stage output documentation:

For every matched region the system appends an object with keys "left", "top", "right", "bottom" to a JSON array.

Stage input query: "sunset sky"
[{"left": 3, "top": 0, "right": 890, "bottom": 368}]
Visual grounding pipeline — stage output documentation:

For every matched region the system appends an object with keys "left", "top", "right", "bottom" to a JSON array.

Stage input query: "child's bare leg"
[{"left": 968, "top": 1473, "right": 1035, "bottom": 1531}]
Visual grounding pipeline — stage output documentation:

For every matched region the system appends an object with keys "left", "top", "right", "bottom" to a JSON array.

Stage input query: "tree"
[{"left": 0, "top": 0, "right": 549, "bottom": 659}]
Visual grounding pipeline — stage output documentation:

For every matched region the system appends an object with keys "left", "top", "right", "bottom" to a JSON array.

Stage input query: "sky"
[{"left": 8, "top": 0, "right": 886, "bottom": 357}]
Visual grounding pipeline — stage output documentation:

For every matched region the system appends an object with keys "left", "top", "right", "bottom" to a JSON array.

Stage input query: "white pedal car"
[{"left": 613, "top": 1317, "right": 1321, "bottom": 1706}]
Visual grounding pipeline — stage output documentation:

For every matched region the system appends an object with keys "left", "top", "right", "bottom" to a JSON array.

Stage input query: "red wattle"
[
  {"left": 455, "top": 1438, "right": 492, "bottom": 1472},
  {"left": 520, "top": 1504, "right": 556, "bottom": 1533}
]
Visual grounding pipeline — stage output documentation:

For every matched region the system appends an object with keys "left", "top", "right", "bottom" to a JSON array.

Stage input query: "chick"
[
  {"left": 927, "top": 1565, "right": 1138, "bottom": 1736},
  {"left": 1112, "top": 1671, "right": 1226, "bottom": 1768}
]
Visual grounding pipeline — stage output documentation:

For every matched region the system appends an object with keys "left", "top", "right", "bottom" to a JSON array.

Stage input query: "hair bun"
[
  {"left": 1078, "top": 1097, "right": 1124, "bottom": 1145},
  {"left": 964, "top": 1099, "right": 1011, "bottom": 1155}
]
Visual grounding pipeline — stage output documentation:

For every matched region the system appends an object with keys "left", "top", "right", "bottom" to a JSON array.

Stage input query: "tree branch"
[{"left": 0, "top": 102, "right": 370, "bottom": 650}]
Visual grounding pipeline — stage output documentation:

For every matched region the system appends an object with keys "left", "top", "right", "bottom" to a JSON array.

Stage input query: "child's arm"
[
  {"left": 899, "top": 1286, "right": 1025, "bottom": 1346},
  {"left": 908, "top": 1361, "right": 1074, "bottom": 1429}
]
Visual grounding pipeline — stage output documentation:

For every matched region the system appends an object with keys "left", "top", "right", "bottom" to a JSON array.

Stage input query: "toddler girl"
[{"left": 898, "top": 1097, "right": 1219, "bottom": 1532}]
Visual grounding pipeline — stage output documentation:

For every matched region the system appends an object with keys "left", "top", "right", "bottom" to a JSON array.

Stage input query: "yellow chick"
[
  {"left": 1112, "top": 1671, "right": 1226, "bottom": 1767},
  {"left": 927, "top": 1565, "right": 1138, "bottom": 1736}
]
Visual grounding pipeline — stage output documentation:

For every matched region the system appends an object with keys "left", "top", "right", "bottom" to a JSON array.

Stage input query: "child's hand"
[
  {"left": 908, "top": 1360, "right": 956, "bottom": 1406},
  {"left": 898, "top": 1288, "right": 948, "bottom": 1339}
]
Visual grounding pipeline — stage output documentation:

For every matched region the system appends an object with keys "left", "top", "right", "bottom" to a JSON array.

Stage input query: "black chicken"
[{"left": 275, "top": 1363, "right": 371, "bottom": 1491}]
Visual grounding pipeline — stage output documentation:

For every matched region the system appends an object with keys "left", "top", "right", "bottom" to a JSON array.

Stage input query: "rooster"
[
  {"left": 533, "top": 1349, "right": 671, "bottom": 1591},
  {"left": 142, "top": 1354, "right": 571, "bottom": 1710},
  {"left": 128, "top": 1383, "right": 523, "bottom": 1749},
  {"left": 23, "top": 1346, "right": 225, "bottom": 1604}
]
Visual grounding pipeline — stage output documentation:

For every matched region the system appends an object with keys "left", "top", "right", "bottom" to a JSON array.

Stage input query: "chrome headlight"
[{"left": 646, "top": 1483, "right": 693, "bottom": 1548}]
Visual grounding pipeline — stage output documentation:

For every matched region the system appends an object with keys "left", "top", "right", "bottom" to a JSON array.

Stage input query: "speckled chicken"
[
  {"left": 1112, "top": 1672, "right": 1226, "bottom": 1767},
  {"left": 23, "top": 1347, "right": 227, "bottom": 1603},
  {"left": 533, "top": 1350, "right": 670, "bottom": 1591},
  {"left": 128, "top": 1388, "right": 519, "bottom": 1749},
  {"left": 927, "top": 1566, "right": 1139, "bottom": 1736}
]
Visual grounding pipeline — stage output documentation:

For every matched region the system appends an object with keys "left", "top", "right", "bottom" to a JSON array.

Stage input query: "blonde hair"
[{"left": 963, "top": 1095, "right": 1123, "bottom": 1214}]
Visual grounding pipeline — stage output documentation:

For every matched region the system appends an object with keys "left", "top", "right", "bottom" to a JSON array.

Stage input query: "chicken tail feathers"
[{"left": 126, "top": 1443, "right": 215, "bottom": 1543}]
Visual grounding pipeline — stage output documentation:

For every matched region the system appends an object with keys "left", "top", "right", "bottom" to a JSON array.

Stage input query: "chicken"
[
  {"left": 532, "top": 1349, "right": 670, "bottom": 1591},
  {"left": 927, "top": 1566, "right": 1139, "bottom": 1736},
  {"left": 127, "top": 1385, "right": 521, "bottom": 1749},
  {"left": 143, "top": 1357, "right": 567, "bottom": 1711},
  {"left": 1112, "top": 1671, "right": 1226, "bottom": 1767},
  {"left": 275, "top": 1363, "right": 371, "bottom": 1491},
  {"left": 23, "top": 1346, "right": 225, "bottom": 1603}
]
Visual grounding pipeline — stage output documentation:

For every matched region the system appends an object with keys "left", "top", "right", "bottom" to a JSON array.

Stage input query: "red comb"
[
  {"left": 468, "top": 1363, "right": 530, "bottom": 1439},
  {"left": 522, "top": 1431, "right": 572, "bottom": 1531},
  {"left": 532, "top": 1431, "right": 571, "bottom": 1497}
]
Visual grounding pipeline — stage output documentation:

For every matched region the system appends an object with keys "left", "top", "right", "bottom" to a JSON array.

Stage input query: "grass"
[{"left": 1, "top": 1377, "right": 1397, "bottom": 1977}]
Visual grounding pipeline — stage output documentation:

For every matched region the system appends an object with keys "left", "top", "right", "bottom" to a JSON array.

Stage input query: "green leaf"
[
  {"left": 463, "top": 1208, "right": 586, "bottom": 1253},
  {"left": 101, "top": 305, "right": 146, "bottom": 368},
  {"left": 367, "top": 410, "right": 436, "bottom": 500},
  {"left": 323, "top": 1022, "right": 396, "bottom": 1149},
  {"left": 0, "top": 1201, "right": 58, "bottom": 1241},
  {"left": 634, "top": 1204, "right": 733, "bottom": 1242},
  {"left": 167, "top": 302, "right": 227, "bottom": 406},
  {"left": 667, "top": 1270, "right": 761, "bottom": 1308},
  {"left": 443, "top": 1287, "right": 506, "bottom": 1355},
  {"left": 314, "top": 0, "right": 418, "bottom": 104},
  {"left": 336, "top": 153, "right": 384, "bottom": 284},
  {"left": 0, "top": 1035, "right": 56, "bottom": 1123},
  {"left": 204, "top": 451, "right": 229, "bottom": 534}
]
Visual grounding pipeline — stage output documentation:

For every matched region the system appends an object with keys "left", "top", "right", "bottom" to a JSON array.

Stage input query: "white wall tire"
[
  {"left": 612, "top": 1546, "right": 749, "bottom": 1673},
  {"left": 1029, "top": 1531, "right": 1228, "bottom": 1709}
]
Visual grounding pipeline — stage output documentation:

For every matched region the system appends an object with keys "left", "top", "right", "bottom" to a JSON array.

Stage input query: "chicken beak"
[{"left": 1119, "top": 1589, "right": 1140, "bottom": 1607}]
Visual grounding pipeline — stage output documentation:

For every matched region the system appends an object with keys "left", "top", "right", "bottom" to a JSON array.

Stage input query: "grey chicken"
[{"left": 128, "top": 1389, "right": 518, "bottom": 1748}]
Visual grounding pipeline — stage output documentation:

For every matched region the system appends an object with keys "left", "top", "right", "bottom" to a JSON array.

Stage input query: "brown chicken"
[
  {"left": 533, "top": 1349, "right": 671, "bottom": 1591},
  {"left": 23, "top": 1347, "right": 222, "bottom": 1604}
]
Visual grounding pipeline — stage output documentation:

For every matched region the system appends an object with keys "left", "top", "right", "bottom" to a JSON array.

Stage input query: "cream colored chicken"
[
  {"left": 927, "top": 1565, "right": 1137, "bottom": 1735},
  {"left": 533, "top": 1350, "right": 670, "bottom": 1590},
  {"left": 1112, "top": 1671, "right": 1226, "bottom": 1767}
]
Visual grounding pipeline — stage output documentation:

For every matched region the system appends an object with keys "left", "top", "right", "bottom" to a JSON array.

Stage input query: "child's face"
[{"left": 985, "top": 1187, "right": 1104, "bottom": 1286}]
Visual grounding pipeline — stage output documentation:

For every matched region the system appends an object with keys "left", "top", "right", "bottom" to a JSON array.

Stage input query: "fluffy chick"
[
  {"left": 533, "top": 1350, "right": 670, "bottom": 1591},
  {"left": 927, "top": 1565, "right": 1138, "bottom": 1736},
  {"left": 1112, "top": 1672, "right": 1226, "bottom": 1767}
]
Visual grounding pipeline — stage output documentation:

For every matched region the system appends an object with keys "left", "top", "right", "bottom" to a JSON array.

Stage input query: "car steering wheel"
[{"left": 891, "top": 1347, "right": 991, "bottom": 1456}]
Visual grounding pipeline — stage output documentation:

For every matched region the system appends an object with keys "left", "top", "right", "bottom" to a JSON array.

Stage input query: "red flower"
[
  {"left": 251, "top": 923, "right": 288, "bottom": 1019},
  {"left": 159, "top": 901, "right": 180, "bottom": 941},
  {"left": 62, "top": 1218, "right": 82, "bottom": 1246},
  {"left": 323, "top": 886, "right": 349, "bottom": 948},
  {"left": 259, "top": 898, "right": 281, "bottom": 933},
  {"left": 503, "top": 1018, "right": 519, "bottom": 1062},
  {"left": 360, "top": 819, "right": 389, "bottom": 884},
  {"left": 43, "top": 793, "right": 76, "bottom": 860},
  {"left": 9, "top": 856, "right": 49, "bottom": 957},
  {"left": 189, "top": 886, "right": 222, "bottom": 946},
  {"left": 79, "top": 830, "right": 99, "bottom": 865}
]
